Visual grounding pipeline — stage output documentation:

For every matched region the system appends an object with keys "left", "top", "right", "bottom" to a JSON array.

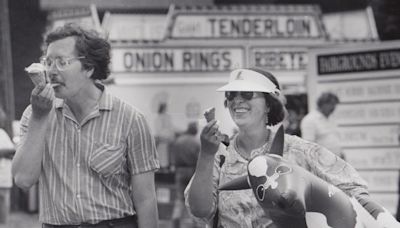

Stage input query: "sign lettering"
[
  {"left": 344, "top": 148, "right": 400, "bottom": 169},
  {"left": 333, "top": 102, "right": 400, "bottom": 124},
  {"left": 112, "top": 47, "right": 244, "bottom": 72},
  {"left": 340, "top": 125, "right": 400, "bottom": 147},
  {"left": 317, "top": 49, "right": 400, "bottom": 74},
  {"left": 250, "top": 48, "right": 308, "bottom": 70},
  {"left": 171, "top": 15, "right": 322, "bottom": 39},
  {"left": 317, "top": 78, "right": 400, "bottom": 102},
  {"left": 359, "top": 171, "right": 398, "bottom": 192}
]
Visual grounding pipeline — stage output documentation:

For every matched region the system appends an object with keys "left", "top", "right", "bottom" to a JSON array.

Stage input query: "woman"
[{"left": 185, "top": 68, "right": 369, "bottom": 228}]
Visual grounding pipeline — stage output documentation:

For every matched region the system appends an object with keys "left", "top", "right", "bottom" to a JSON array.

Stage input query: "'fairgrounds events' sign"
[{"left": 308, "top": 40, "right": 400, "bottom": 214}]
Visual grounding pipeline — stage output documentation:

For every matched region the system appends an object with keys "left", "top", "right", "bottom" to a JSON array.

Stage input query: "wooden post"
[{"left": 0, "top": 0, "right": 15, "bottom": 138}]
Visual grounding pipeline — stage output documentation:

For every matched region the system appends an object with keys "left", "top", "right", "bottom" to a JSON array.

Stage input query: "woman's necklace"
[{"left": 234, "top": 129, "right": 271, "bottom": 160}]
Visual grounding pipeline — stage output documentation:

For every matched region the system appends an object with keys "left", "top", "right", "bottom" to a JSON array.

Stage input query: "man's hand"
[{"left": 30, "top": 84, "right": 54, "bottom": 119}]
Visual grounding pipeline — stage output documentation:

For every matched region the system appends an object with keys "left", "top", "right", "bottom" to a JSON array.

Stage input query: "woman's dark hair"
[
  {"left": 43, "top": 23, "right": 111, "bottom": 80},
  {"left": 224, "top": 67, "right": 285, "bottom": 126}
]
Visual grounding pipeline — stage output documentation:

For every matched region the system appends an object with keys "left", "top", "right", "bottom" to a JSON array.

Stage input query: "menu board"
[
  {"left": 308, "top": 40, "right": 400, "bottom": 214},
  {"left": 111, "top": 46, "right": 244, "bottom": 73}
]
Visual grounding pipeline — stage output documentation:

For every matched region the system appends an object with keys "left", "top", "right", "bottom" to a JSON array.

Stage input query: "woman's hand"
[{"left": 200, "top": 120, "right": 221, "bottom": 156}]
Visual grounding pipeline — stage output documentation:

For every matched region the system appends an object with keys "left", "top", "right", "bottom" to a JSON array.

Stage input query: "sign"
[
  {"left": 359, "top": 171, "right": 398, "bottom": 192},
  {"left": 339, "top": 125, "right": 400, "bottom": 147},
  {"left": 308, "top": 41, "right": 400, "bottom": 212},
  {"left": 101, "top": 13, "right": 166, "bottom": 41},
  {"left": 369, "top": 193, "right": 399, "bottom": 215},
  {"left": 317, "top": 78, "right": 400, "bottom": 103},
  {"left": 167, "top": 5, "right": 326, "bottom": 40},
  {"left": 333, "top": 102, "right": 400, "bottom": 125},
  {"left": 47, "top": 4, "right": 102, "bottom": 33},
  {"left": 111, "top": 47, "right": 244, "bottom": 72},
  {"left": 344, "top": 148, "right": 400, "bottom": 170},
  {"left": 317, "top": 48, "right": 400, "bottom": 75},
  {"left": 249, "top": 47, "right": 308, "bottom": 70}
]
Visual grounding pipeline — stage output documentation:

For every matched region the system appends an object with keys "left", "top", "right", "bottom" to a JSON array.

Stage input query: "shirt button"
[
  {"left": 76, "top": 194, "right": 81, "bottom": 198},
  {"left": 77, "top": 163, "right": 80, "bottom": 167}
]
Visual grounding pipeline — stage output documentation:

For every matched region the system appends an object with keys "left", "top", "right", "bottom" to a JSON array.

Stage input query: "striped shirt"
[{"left": 19, "top": 86, "right": 159, "bottom": 225}]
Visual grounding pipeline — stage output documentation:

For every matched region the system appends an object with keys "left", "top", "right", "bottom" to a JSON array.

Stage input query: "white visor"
[{"left": 217, "top": 69, "right": 279, "bottom": 94}]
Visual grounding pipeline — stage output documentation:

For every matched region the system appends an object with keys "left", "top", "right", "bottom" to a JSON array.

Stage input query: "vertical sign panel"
[{"left": 308, "top": 41, "right": 400, "bottom": 214}]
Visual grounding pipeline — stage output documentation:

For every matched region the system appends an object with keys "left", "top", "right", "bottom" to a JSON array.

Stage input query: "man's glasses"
[
  {"left": 41, "top": 56, "right": 85, "bottom": 71},
  {"left": 225, "top": 91, "right": 260, "bottom": 101}
]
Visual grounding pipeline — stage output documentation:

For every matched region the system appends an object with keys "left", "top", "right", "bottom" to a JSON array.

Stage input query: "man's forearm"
[
  {"left": 136, "top": 197, "right": 159, "bottom": 228},
  {"left": 12, "top": 116, "right": 49, "bottom": 189}
]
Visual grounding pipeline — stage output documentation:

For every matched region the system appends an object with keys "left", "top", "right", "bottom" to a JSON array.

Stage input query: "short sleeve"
[
  {"left": 126, "top": 111, "right": 160, "bottom": 174},
  {"left": 16, "top": 106, "right": 32, "bottom": 150}
]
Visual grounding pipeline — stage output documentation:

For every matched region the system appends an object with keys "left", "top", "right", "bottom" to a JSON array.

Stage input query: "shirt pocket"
[{"left": 89, "top": 143, "right": 125, "bottom": 178}]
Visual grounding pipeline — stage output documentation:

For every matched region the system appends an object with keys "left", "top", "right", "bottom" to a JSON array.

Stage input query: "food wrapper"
[
  {"left": 203, "top": 107, "right": 230, "bottom": 146},
  {"left": 25, "top": 63, "right": 46, "bottom": 86}
]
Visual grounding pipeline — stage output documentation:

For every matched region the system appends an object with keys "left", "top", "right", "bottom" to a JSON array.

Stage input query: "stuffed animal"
[{"left": 219, "top": 126, "right": 400, "bottom": 228}]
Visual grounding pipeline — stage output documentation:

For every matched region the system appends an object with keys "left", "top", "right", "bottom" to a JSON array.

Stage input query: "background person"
[
  {"left": 173, "top": 121, "right": 200, "bottom": 198},
  {"left": 171, "top": 121, "right": 202, "bottom": 227},
  {"left": 185, "top": 68, "right": 369, "bottom": 228},
  {"left": 11, "top": 23, "right": 159, "bottom": 228},
  {"left": 154, "top": 102, "right": 175, "bottom": 169},
  {"left": 300, "top": 92, "right": 345, "bottom": 160},
  {"left": 0, "top": 106, "right": 14, "bottom": 224},
  {"left": 0, "top": 107, "right": 14, "bottom": 157}
]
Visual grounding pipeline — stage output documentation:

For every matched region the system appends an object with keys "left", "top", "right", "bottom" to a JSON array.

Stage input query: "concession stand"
[
  {"left": 98, "top": 4, "right": 385, "bottom": 221},
  {"left": 104, "top": 4, "right": 330, "bottom": 135},
  {"left": 34, "top": 2, "right": 390, "bottom": 224}
]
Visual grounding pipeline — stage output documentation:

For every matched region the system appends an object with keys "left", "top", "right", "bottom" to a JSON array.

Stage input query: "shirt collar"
[{"left": 54, "top": 82, "right": 113, "bottom": 111}]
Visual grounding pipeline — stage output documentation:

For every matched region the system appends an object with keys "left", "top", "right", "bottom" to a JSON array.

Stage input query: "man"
[
  {"left": 300, "top": 92, "right": 345, "bottom": 159},
  {"left": 12, "top": 23, "right": 159, "bottom": 228}
]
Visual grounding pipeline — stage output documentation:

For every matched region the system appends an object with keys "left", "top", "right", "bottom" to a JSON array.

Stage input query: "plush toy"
[{"left": 219, "top": 126, "right": 400, "bottom": 228}]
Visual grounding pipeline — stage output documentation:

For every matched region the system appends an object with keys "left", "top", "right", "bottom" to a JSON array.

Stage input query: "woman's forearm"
[{"left": 187, "top": 152, "right": 216, "bottom": 218}]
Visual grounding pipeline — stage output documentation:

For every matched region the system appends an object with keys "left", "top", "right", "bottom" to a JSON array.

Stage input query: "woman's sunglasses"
[{"left": 225, "top": 91, "right": 259, "bottom": 101}]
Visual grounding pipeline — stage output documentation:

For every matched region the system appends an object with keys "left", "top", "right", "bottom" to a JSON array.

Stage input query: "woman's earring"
[{"left": 265, "top": 112, "right": 269, "bottom": 125}]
